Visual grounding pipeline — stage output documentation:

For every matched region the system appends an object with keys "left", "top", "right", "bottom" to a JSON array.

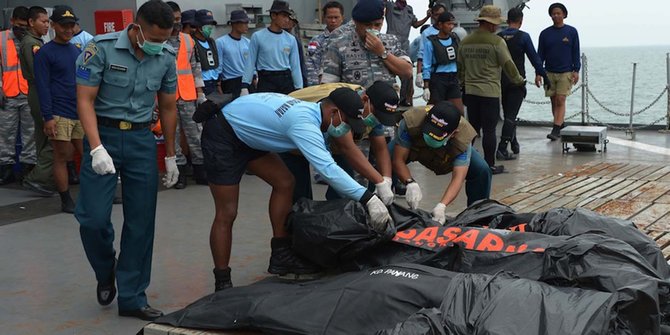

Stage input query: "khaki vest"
[{"left": 403, "top": 106, "right": 477, "bottom": 175}]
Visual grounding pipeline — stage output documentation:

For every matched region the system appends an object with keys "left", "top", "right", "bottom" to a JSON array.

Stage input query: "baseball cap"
[
  {"left": 328, "top": 87, "right": 366, "bottom": 135},
  {"left": 422, "top": 101, "right": 461, "bottom": 140},
  {"left": 50, "top": 5, "right": 78, "bottom": 24},
  {"left": 365, "top": 81, "right": 400, "bottom": 126}
]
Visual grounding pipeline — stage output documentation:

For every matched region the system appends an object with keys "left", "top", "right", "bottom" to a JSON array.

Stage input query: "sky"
[{"left": 402, "top": 0, "right": 670, "bottom": 48}]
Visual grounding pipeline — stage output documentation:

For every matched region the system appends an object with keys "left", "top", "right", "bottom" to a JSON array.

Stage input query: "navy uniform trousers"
[{"left": 75, "top": 125, "right": 157, "bottom": 311}]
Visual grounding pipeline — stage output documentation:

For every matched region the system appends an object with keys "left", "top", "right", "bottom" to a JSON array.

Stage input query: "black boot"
[
  {"left": 0, "top": 164, "right": 15, "bottom": 185},
  {"left": 510, "top": 136, "right": 520, "bottom": 154},
  {"left": 496, "top": 140, "right": 516, "bottom": 161},
  {"left": 213, "top": 267, "right": 233, "bottom": 292},
  {"left": 192, "top": 164, "right": 208, "bottom": 185},
  {"left": 67, "top": 161, "right": 79, "bottom": 185},
  {"left": 546, "top": 124, "right": 561, "bottom": 141},
  {"left": 268, "top": 237, "right": 321, "bottom": 276},
  {"left": 174, "top": 165, "right": 187, "bottom": 189},
  {"left": 60, "top": 190, "right": 75, "bottom": 213}
]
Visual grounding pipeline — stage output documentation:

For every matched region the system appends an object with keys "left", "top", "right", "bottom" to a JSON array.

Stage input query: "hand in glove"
[
  {"left": 163, "top": 156, "right": 179, "bottom": 188},
  {"left": 240, "top": 88, "right": 249, "bottom": 96},
  {"left": 406, "top": 181, "right": 423, "bottom": 209},
  {"left": 422, "top": 88, "right": 430, "bottom": 102},
  {"left": 375, "top": 176, "right": 394, "bottom": 206},
  {"left": 415, "top": 73, "right": 423, "bottom": 88},
  {"left": 90, "top": 145, "right": 116, "bottom": 175},
  {"left": 365, "top": 194, "right": 392, "bottom": 232},
  {"left": 431, "top": 203, "right": 447, "bottom": 224},
  {"left": 196, "top": 93, "right": 207, "bottom": 105}
]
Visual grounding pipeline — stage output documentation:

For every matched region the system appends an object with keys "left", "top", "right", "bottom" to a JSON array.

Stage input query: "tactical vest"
[
  {"left": 0, "top": 30, "right": 29, "bottom": 97},
  {"left": 498, "top": 30, "right": 525, "bottom": 86},
  {"left": 427, "top": 33, "right": 459, "bottom": 68},
  {"left": 194, "top": 37, "right": 219, "bottom": 71},
  {"left": 403, "top": 106, "right": 477, "bottom": 175},
  {"left": 175, "top": 33, "right": 197, "bottom": 101}
]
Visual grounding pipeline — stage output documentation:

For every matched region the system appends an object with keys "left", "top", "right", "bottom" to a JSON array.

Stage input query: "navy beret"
[{"left": 352, "top": 0, "right": 384, "bottom": 23}]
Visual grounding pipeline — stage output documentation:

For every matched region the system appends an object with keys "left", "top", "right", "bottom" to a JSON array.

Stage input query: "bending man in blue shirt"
[{"left": 198, "top": 89, "right": 391, "bottom": 292}]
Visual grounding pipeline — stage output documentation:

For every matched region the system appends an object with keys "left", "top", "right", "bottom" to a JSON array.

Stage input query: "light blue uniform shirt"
[
  {"left": 223, "top": 93, "right": 365, "bottom": 200},
  {"left": 418, "top": 25, "right": 439, "bottom": 61},
  {"left": 197, "top": 40, "right": 220, "bottom": 81},
  {"left": 242, "top": 28, "right": 303, "bottom": 89},
  {"left": 70, "top": 29, "right": 94, "bottom": 51},
  {"left": 215, "top": 34, "right": 250, "bottom": 80},
  {"left": 75, "top": 25, "right": 177, "bottom": 123},
  {"left": 422, "top": 36, "right": 458, "bottom": 80}
]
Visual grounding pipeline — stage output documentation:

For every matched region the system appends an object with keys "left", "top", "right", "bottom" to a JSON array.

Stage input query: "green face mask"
[
  {"left": 363, "top": 113, "right": 380, "bottom": 128},
  {"left": 202, "top": 25, "right": 214, "bottom": 38},
  {"left": 136, "top": 25, "right": 165, "bottom": 56},
  {"left": 423, "top": 133, "right": 447, "bottom": 148},
  {"left": 327, "top": 111, "right": 351, "bottom": 138}
]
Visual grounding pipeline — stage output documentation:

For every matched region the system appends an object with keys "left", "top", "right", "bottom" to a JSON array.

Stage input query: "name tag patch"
[{"left": 110, "top": 64, "right": 128, "bottom": 72}]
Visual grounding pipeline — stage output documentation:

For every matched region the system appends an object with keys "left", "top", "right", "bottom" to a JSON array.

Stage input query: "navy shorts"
[{"left": 201, "top": 115, "right": 268, "bottom": 185}]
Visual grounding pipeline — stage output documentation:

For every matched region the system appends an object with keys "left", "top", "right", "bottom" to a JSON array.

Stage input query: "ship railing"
[{"left": 522, "top": 53, "right": 670, "bottom": 138}]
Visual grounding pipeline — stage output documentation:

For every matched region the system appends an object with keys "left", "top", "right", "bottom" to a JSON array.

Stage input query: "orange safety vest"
[
  {"left": 0, "top": 30, "right": 29, "bottom": 97},
  {"left": 175, "top": 33, "right": 197, "bottom": 101}
]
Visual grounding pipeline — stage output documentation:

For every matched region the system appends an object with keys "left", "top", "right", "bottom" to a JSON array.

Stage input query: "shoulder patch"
[
  {"left": 83, "top": 43, "right": 98, "bottom": 64},
  {"left": 32, "top": 45, "right": 40, "bottom": 54}
]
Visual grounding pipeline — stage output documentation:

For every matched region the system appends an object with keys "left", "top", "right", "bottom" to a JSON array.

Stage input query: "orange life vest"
[
  {"left": 0, "top": 30, "right": 29, "bottom": 97},
  {"left": 175, "top": 33, "right": 197, "bottom": 101}
]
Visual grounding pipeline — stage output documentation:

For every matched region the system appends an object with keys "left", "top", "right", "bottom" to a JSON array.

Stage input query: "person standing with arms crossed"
[
  {"left": 537, "top": 2, "right": 580, "bottom": 141},
  {"left": 74, "top": 0, "right": 179, "bottom": 321}
]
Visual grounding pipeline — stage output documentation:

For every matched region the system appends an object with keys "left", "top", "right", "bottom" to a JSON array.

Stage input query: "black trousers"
[
  {"left": 465, "top": 94, "right": 500, "bottom": 167},
  {"left": 429, "top": 73, "right": 461, "bottom": 104},
  {"left": 202, "top": 80, "right": 219, "bottom": 95},
  {"left": 500, "top": 85, "right": 526, "bottom": 142},
  {"left": 278, "top": 152, "right": 312, "bottom": 204},
  {"left": 221, "top": 77, "right": 243, "bottom": 99},
  {"left": 256, "top": 70, "right": 295, "bottom": 94}
]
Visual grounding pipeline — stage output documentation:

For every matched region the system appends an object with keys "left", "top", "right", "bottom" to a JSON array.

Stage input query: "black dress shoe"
[
  {"left": 119, "top": 305, "right": 164, "bottom": 321},
  {"left": 490, "top": 165, "right": 505, "bottom": 175},
  {"left": 496, "top": 148, "right": 517, "bottom": 161},
  {"left": 97, "top": 260, "right": 116, "bottom": 306}
]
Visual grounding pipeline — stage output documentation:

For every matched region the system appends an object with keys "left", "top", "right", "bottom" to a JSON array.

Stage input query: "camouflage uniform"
[
  {"left": 167, "top": 35, "right": 205, "bottom": 166},
  {"left": 0, "top": 30, "right": 35, "bottom": 166},
  {"left": 305, "top": 29, "right": 330, "bottom": 86},
  {"left": 321, "top": 28, "right": 410, "bottom": 88}
]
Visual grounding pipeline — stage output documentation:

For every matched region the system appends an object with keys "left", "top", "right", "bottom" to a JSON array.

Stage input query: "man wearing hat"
[
  {"left": 180, "top": 9, "right": 196, "bottom": 35},
  {"left": 192, "top": 9, "right": 221, "bottom": 95},
  {"left": 215, "top": 10, "right": 251, "bottom": 98},
  {"left": 197, "top": 89, "right": 392, "bottom": 291},
  {"left": 166, "top": 1, "right": 207, "bottom": 188},
  {"left": 322, "top": 0, "right": 412, "bottom": 89},
  {"left": 240, "top": 0, "right": 303, "bottom": 95},
  {"left": 537, "top": 3, "right": 580, "bottom": 141},
  {"left": 457, "top": 5, "right": 524, "bottom": 175},
  {"left": 287, "top": 81, "right": 400, "bottom": 204},
  {"left": 33, "top": 5, "right": 82, "bottom": 212},
  {"left": 391, "top": 101, "right": 492, "bottom": 224}
]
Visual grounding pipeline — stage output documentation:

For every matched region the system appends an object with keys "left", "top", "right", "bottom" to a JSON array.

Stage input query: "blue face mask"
[
  {"left": 327, "top": 111, "right": 351, "bottom": 138},
  {"left": 137, "top": 25, "right": 165, "bottom": 56},
  {"left": 363, "top": 113, "right": 380, "bottom": 128},
  {"left": 423, "top": 133, "right": 447, "bottom": 148}
]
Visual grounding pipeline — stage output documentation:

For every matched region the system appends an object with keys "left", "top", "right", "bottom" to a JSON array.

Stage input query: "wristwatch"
[
  {"left": 380, "top": 49, "right": 388, "bottom": 60},
  {"left": 404, "top": 178, "right": 416, "bottom": 185}
]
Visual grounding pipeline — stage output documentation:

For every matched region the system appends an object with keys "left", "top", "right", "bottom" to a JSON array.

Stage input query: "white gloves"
[
  {"left": 240, "top": 88, "right": 249, "bottom": 96},
  {"left": 431, "top": 203, "right": 447, "bottom": 225},
  {"left": 415, "top": 73, "right": 423, "bottom": 88},
  {"left": 375, "top": 176, "right": 394, "bottom": 206},
  {"left": 365, "top": 195, "right": 392, "bottom": 232},
  {"left": 422, "top": 88, "right": 431, "bottom": 102},
  {"left": 163, "top": 156, "right": 179, "bottom": 188},
  {"left": 406, "top": 182, "right": 422, "bottom": 209},
  {"left": 90, "top": 145, "right": 116, "bottom": 175},
  {"left": 197, "top": 93, "right": 207, "bottom": 105}
]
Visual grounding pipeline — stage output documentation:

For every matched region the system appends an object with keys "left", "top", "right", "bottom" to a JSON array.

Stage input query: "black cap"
[
  {"left": 548, "top": 3, "right": 567, "bottom": 18},
  {"left": 422, "top": 101, "right": 461, "bottom": 140},
  {"left": 195, "top": 9, "right": 217, "bottom": 26},
  {"left": 268, "top": 1, "right": 291, "bottom": 14},
  {"left": 228, "top": 10, "right": 249, "bottom": 24},
  {"left": 328, "top": 87, "right": 366, "bottom": 135},
  {"left": 436, "top": 11, "right": 456, "bottom": 23},
  {"left": 365, "top": 81, "right": 399, "bottom": 126},
  {"left": 352, "top": 0, "right": 384, "bottom": 23},
  {"left": 50, "top": 5, "right": 78, "bottom": 24},
  {"left": 181, "top": 9, "right": 197, "bottom": 26}
]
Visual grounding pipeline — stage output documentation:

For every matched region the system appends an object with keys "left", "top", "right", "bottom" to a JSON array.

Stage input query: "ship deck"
[{"left": 2, "top": 125, "right": 670, "bottom": 335}]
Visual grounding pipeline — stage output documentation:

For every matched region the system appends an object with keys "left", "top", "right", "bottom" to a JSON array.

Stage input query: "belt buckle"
[{"left": 119, "top": 121, "right": 132, "bottom": 130}]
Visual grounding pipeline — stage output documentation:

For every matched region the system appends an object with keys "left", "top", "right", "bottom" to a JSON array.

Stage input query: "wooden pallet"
[{"left": 495, "top": 162, "right": 670, "bottom": 259}]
